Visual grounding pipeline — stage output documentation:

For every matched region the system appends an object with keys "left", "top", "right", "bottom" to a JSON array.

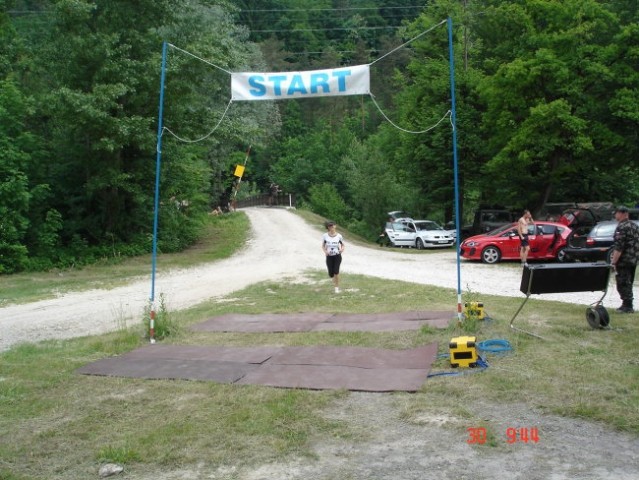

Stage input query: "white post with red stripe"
[{"left": 149, "top": 307, "right": 156, "bottom": 344}]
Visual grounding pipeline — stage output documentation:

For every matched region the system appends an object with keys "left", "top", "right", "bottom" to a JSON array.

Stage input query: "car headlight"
[{"left": 464, "top": 241, "right": 479, "bottom": 247}]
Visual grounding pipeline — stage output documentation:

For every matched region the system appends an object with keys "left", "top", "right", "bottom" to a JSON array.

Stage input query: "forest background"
[{"left": 1, "top": 0, "right": 638, "bottom": 274}]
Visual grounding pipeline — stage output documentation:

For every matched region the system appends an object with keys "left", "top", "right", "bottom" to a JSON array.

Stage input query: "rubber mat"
[
  {"left": 77, "top": 343, "right": 438, "bottom": 392},
  {"left": 191, "top": 311, "right": 451, "bottom": 333}
]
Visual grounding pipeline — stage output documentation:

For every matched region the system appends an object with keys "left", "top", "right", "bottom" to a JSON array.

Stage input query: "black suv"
[{"left": 564, "top": 220, "right": 639, "bottom": 263}]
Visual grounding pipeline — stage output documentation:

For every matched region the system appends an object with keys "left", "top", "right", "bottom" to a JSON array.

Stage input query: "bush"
[
  {"left": 307, "top": 183, "right": 351, "bottom": 225},
  {"left": 0, "top": 242, "right": 29, "bottom": 273},
  {"left": 143, "top": 294, "right": 180, "bottom": 341}
]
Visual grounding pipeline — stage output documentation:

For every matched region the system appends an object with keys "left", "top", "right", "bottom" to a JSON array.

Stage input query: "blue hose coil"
[{"left": 477, "top": 339, "right": 512, "bottom": 354}]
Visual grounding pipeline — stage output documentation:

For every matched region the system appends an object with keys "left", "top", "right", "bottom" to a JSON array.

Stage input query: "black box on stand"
[{"left": 520, "top": 263, "right": 610, "bottom": 295}]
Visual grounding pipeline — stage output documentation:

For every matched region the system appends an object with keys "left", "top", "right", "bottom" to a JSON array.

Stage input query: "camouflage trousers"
[{"left": 615, "top": 265, "right": 636, "bottom": 305}]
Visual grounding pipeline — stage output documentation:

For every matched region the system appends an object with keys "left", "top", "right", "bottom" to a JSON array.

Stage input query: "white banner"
[{"left": 231, "top": 65, "right": 370, "bottom": 101}]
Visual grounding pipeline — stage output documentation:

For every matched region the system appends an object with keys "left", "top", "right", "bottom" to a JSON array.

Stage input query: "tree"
[
  {"left": 23, "top": 0, "right": 277, "bottom": 255},
  {"left": 346, "top": 130, "right": 419, "bottom": 236},
  {"left": 0, "top": 80, "right": 32, "bottom": 272},
  {"left": 384, "top": 2, "right": 485, "bottom": 222},
  {"left": 307, "top": 183, "right": 350, "bottom": 225},
  {"left": 482, "top": 99, "right": 593, "bottom": 209},
  {"left": 0, "top": 5, "right": 54, "bottom": 272},
  {"left": 477, "top": 0, "right": 635, "bottom": 209},
  {"left": 269, "top": 120, "right": 356, "bottom": 202}
]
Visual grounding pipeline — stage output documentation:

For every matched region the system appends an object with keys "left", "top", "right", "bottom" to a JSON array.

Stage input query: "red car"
[{"left": 460, "top": 221, "right": 571, "bottom": 264}]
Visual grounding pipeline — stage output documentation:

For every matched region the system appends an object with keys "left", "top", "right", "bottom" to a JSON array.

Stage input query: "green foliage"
[
  {"left": 0, "top": 243, "right": 28, "bottom": 274},
  {"left": 372, "top": 2, "right": 485, "bottom": 221},
  {"left": 1, "top": 0, "right": 280, "bottom": 273},
  {"left": 483, "top": 99, "right": 593, "bottom": 208},
  {"left": 475, "top": 0, "right": 635, "bottom": 208},
  {"left": 269, "top": 120, "right": 357, "bottom": 203},
  {"left": 96, "top": 444, "right": 142, "bottom": 464},
  {"left": 33, "top": 209, "right": 63, "bottom": 257},
  {"left": 346, "top": 133, "right": 419, "bottom": 235},
  {"left": 145, "top": 293, "right": 181, "bottom": 341},
  {"left": 307, "top": 182, "right": 350, "bottom": 225},
  {"left": 0, "top": 79, "right": 37, "bottom": 273}
]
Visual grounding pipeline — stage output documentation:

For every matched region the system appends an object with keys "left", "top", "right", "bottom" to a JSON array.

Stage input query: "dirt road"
[{"left": 0, "top": 207, "right": 627, "bottom": 352}]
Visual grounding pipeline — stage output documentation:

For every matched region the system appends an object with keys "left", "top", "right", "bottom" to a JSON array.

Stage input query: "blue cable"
[
  {"left": 428, "top": 354, "right": 489, "bottom": 377},
  {"left": 429, "top": 339, "right": 512, "bottom": 378},
  {"left": 475, "top": 355, "right": 489, "bottom": 368},
  {"left": 477, "top": 339, "right": 512, "bottom": 355}
]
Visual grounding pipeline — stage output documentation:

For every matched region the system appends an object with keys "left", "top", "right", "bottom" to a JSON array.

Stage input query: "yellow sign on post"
[{"left": 234, "top": 164, "right": 245, "bottom": 178}]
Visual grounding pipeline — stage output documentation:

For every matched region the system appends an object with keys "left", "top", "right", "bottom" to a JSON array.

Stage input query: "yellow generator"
[
  {"left": 449, "top": 336, "right": 478, "bottom": 368},
  {"left": 464, "top": 302, "right": 486, "bottom": 320}
]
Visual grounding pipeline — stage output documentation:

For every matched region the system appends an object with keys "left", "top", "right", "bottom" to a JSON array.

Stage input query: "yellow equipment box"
[
  {"left": 449, "top": 335, "right": 478, "bottom": 368},
  {"left": 464, "top": 301, "right": 486, "bottom": 320}
]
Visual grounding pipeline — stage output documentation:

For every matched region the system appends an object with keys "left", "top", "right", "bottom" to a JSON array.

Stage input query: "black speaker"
[{"left": 520, "top": 263, "right": 611, "bottom": 295}]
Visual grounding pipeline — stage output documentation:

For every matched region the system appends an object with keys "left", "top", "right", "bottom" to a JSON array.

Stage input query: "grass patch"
[
  {"left": 0, "top": 331, "right": 345, "bottom": 478},
  {"left": 3, "top": 274, "right": 638, "bottom": 478}
]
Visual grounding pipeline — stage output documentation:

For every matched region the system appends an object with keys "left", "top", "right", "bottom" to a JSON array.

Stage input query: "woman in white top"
[{"left": 321, "top": 220, "right": 345, "bottom": 293}]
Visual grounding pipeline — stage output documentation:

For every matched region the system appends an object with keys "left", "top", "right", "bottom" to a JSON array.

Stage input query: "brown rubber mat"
[
  {"left": 191, "top": 311, "right": 451, "bottom": 333},
  {"left": 76, "top": 345, "right": 278, "bottom": 383},
  {"left": 77, "top": 343, "right": 438, "bottom": 392}
]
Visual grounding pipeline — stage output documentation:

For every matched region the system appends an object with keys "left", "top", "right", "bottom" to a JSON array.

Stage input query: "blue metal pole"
[
  {"left": 447, "top": 18, "right": 463, "bottom": 324},
  {"left": 149, "top": 41, "right": 168, "bottom": 341}
]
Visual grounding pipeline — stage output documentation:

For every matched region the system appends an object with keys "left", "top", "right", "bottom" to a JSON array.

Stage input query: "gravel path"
[{"left": 0, "top": 207, "right": 627, "bottom": 352}]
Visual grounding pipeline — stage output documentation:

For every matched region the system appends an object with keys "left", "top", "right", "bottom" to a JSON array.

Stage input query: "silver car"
[{"left": 385, "top": 220, "right": 455, "bottom": 249}]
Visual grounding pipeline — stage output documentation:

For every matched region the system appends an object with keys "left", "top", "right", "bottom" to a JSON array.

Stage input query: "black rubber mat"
[
  {"left": 191, "top": 311, "right": 451, "bottom": 333},
  {"left": 77, "top": 343, "right": 438, "bottom": 392}
]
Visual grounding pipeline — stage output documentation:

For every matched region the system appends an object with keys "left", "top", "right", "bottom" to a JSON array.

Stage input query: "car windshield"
[
  {"left": 592, "top": 223, "right": 617, "bottom": 237},
  {"left": 414, "top": 221, "right": 442, "bottom": 231},
  {"left": 483, "top": 224, "right": 515, "bottom": 236}
]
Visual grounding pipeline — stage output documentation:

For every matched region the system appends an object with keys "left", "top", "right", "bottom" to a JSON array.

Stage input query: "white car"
[
  {"left": 385, "top": 220, "right": 455, "bottom": 249},
  {"left": 443, "top": 221, "right": 458, "bottom": 240}
]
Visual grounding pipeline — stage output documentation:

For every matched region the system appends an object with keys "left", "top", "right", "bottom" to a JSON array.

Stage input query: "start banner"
[{"left": 231, "top": 65, "right": 370, "bottom": 101}]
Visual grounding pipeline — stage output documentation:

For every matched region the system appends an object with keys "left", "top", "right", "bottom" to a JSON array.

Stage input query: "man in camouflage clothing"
[{"left": 610, "top": 206, "right": 639, "bottom": 313}]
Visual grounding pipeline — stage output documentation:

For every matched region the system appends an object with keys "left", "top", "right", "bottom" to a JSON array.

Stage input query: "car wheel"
[
  {"left": 481, "top": 246, "right": 501, "bottom": 264},
  {"left": 416, "top": 238, "right": 424, "bottom": 250},
  {"left": 556, "top": 248, "right": 567, "bottom": 263}
]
